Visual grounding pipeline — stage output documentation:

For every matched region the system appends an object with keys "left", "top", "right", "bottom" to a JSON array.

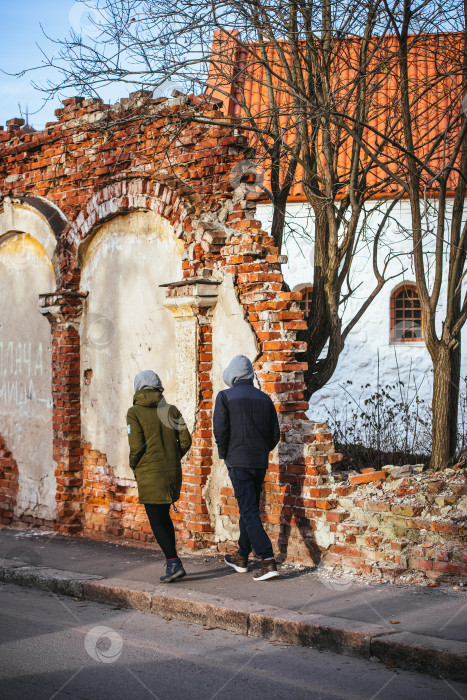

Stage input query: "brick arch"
[
  {"left": 67, "top": 177, "right": 225, "bottom": 268},
  {"left": 66, "top": 176, "right": 230, "bottom": 544}
]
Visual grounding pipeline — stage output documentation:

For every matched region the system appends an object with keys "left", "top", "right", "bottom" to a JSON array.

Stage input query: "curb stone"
[
  {"left": 371, "top": 632, "right": 467, "bottom": 681},
  {"left": 0, "top": 558, "right": 465, "bottom": 681},
  {"left": 0, "top": 557, "right": 103, "bottom": 597}
]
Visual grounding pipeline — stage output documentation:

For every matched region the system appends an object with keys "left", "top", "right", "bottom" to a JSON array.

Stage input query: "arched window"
[
  {"left": 299, "top": 285, "right": 313, "bottom": 317},
  {"left": 292, "top": 283, "right": 313, "bottom": 317},
  {"left": 390, "top": 284, "right": 423, "bottom": 342}
]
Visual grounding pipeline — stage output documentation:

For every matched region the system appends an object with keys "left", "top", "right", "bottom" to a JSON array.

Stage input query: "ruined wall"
[
  {"left": 317, "top": 463, "right": 467, "bottom": 582},
  {"left": 0, "top": 94, "right": 465, "bottom": 582}
]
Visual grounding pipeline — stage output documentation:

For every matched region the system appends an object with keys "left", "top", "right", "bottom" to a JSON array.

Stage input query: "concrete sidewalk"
[{"left": 1, "top": 526, "right": 466, "bottom": 681}]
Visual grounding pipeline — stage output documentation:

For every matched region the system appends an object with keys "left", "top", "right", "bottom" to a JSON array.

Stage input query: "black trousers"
[
  {"left": 144, "top": 503, "right": 177, "bottom": 560},
  {"left": 227, "top": 467, "right": 274, "bottom": 559}
]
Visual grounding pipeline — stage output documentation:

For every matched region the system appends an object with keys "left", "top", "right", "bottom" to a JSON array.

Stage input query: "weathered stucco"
[
  {"left": 0, "top": 231, "right": 55, "bottom": 520},
  {"left": 79, "top": 211, "right": 184, "bottom": 476},
  {"left": 204, "top": 274, "right": 258, "bottom": 542}
]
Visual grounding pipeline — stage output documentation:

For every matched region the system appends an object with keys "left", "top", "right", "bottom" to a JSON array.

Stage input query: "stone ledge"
[
  {"left": 2, "top": 558, "right": 466, "bottom": 681},
  {"left": 371, "top": 631, "right": 467, "bottom": 682},
  {"left": 83, "top": 577, "right": 153, "bottom": 613},
  {"left": 0, "top": 557, "right": 102, "bottom": 598}
]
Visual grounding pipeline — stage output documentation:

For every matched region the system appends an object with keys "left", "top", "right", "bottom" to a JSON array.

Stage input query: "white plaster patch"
[
  {"left": 80, "top": 211, "right": 184, "bottom": 477},
  {"left": 313, "top": 518, "right": 335, "bottom": 549},
  {"left": 0, "top": 233, "right": 56, "bottom": 520}
]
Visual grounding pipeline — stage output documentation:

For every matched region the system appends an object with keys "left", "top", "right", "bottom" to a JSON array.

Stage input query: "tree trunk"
[
  {"left": 270, "top": 194, "right": 288, "bottom": 252},
  {"left": 430, "top": 340, "right": 461, "bottom": 470},
  {"left": 450, "top": 338, "right": 461, "bottom": 459}
]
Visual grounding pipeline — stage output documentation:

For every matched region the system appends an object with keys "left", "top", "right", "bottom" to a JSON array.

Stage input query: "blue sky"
[{"left": 0, "top": 1, "right": 127, "bottom": 130}]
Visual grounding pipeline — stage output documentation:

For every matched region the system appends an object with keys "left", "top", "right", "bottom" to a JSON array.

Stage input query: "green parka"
[{"left": 126, "top": 389, "right": 191, "bottom": 504}]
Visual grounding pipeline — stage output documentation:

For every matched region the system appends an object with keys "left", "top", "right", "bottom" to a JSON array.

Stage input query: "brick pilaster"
[
  {"left": 163, "top": 275, "right": 220, "bottom": 548},
  {"left": 39, "top": 290, "right": 87, "bottom": 534}
]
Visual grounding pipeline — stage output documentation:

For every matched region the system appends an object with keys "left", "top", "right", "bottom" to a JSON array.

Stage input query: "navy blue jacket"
[{"left": 213, "top": 379, "right": 280, "bottom": 469}]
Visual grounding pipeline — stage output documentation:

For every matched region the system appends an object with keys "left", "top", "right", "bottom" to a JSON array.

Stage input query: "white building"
[{"left": 257, "top": 200, "right": 467, "bottom": 454}]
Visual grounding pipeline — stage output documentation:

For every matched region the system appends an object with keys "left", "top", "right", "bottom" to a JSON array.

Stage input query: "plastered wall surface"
[
  {"left": 257, "top": 200, "right": 467, "bottom": 429},
  {"left": 0, "top": 233, "right": 55, "bottom": 519},
  {"left": 205, "top": 274, "right": 258, "bottom": 541},
  {"left": 80, "top": 211, "right": 183, "bottom": 476}
]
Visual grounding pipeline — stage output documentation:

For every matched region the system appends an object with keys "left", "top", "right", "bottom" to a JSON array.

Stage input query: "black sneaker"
[
  {"left": 224, "top": 552, "right": 249, "bottom": 573},
  {"left": 160, "top": 558, "right": 186, "bottom": 583},
  {"left": 253, "top": 558, "right": 280, "bottom": 581}
]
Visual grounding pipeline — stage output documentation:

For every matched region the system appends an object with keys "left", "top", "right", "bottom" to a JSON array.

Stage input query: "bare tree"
[
  {"left": 22, "top": 1, "right": 466, "bottom": 468},
  {"left": 378, "top": 0, "right": 467, "bottom": 469},
  {"left": 25, "top": 0, "right": 404, "bottom": 393}
]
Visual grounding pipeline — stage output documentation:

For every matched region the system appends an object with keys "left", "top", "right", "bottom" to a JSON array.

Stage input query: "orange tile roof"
[{"left": 208, "top": 31, "right": 463, "bottom": 200}]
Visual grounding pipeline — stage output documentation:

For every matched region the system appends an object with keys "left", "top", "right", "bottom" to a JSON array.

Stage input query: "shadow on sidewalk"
[
  {"left": 277, "top": 460, "right": 322, "bottom": 567},
  {"left": 183, "top": 566, "right": 238, "bottom": 582}
]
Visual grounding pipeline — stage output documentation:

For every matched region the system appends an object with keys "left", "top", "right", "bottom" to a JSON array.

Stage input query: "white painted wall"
[
  {"left": 257, "top": 200, "right": 467, "bottom": 441},
  {"left": 79, "top": 211, "right": 184, "bottom": 477},
  {"left": 0, "top": 231, "right": 56, "bottom": 520}
]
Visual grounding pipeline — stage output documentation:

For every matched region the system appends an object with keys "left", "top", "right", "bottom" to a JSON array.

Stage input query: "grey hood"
[
  {"left": 134, "top": 370, "right": 164, "bottom": 393},
  {"left": 222, "top": 355, "right": 254, "bottom": 388}
]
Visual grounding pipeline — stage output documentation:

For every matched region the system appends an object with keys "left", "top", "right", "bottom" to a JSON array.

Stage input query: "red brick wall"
[
  {"left": 0, "top": 436, "right": 18, "bottom": 526},
  {"left": 0, "top": 92, "right": 465, "bottom": 583}
]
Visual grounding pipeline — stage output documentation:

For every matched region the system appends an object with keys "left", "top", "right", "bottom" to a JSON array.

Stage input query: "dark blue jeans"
[{"left": 227, "top": 467, "right": 274, "bottom": 559}]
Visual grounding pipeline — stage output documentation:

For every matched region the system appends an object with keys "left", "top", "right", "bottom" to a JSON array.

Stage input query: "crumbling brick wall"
[
  {"left": 0, "top": 436, "right": 19, "bottom": 526},
  {"left": 0, "top": 92, "right": 465, "bottom": 582}
]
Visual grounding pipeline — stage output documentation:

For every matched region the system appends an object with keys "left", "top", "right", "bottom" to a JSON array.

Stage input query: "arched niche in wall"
[
  {"left": 0, "top": 197, "right": 58, "bottom": 520},
  {"left": 78, "top": 210, "right": 184, "bottom": 477}
]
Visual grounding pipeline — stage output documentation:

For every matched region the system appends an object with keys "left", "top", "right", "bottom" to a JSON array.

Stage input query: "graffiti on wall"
[{"left": 0, "top": 341, "right": 50, "bottom": 409}]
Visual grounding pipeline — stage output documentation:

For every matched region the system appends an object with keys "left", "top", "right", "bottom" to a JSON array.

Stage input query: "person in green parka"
[{"left": 127, "top": 370, "right": 192, "bottom": 583}]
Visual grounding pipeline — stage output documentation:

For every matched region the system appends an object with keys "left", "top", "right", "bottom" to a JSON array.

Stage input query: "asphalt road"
[{"left": 0, "top": 583, "right": 466, "bottom": 700}]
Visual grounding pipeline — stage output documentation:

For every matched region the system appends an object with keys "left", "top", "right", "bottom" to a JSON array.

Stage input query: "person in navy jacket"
[{"left": 213, "top": 355, "right": 280, "bottom": 580}]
